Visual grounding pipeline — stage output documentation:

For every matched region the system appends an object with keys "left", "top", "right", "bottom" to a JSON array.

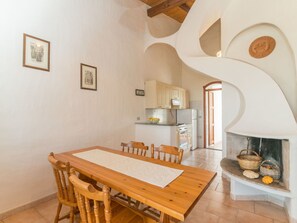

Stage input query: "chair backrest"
[
  {"left": 121, "top": 141, "right": 149, "bottom": 156},
  {"left": 48, "top": 152, "right": 76, "bottom": 207},
  {"left": 151, "top": 144, "right": 184, "bottom": 164},
  {"left": 69, "top": 172, "right": 111, "bottom": 223}
]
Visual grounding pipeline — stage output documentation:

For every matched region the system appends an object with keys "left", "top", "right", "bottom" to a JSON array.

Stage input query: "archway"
[{"left": 203, "top": 81, "right": 222, "bottom": 150}]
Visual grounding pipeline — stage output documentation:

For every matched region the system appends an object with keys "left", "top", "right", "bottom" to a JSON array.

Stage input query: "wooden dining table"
[{"left": 55, "top": 146, "right": 216, "bottom": 223}]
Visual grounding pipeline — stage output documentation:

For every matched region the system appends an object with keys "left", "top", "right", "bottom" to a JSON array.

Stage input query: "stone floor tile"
[
  {"left": 206, "top": 201, "right": 238, "bottom": 222},
  {"left": 237, "top": 209, "right": 273, "bottom": 223},
  {"left": 34, "top": 198, "right": 71, "bottom": 223},
  {"left": 184, "top": 209, "right": 219, "bottom": 223},
  {"left": 255, "top": 202, "right": 288, "bottom": 222},
  {"left": 274, "top": 220, "right": 289, "bottom": 223},
  {"left": 207, "top": 182, "right": 219, "bottom": 191},
  {"left": 217, "top": 217, "right": 235, "bottom": 223},
  {"left": 192, "top": 197, "right": 210, "bottom": 211},
  {"left": 202, "top": 189, "right": 227, "bottom": 203},
  {"left": 223, "top": 197, "right": 255, "bottom": 213},
  {"left": 3, "top": 208, "right": 47, "bottom": 223},
  {"left": 215, "top": 182, "right": 230, "bottom": 194}
]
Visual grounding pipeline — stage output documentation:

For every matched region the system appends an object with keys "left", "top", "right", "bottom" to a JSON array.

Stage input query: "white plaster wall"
[
  {"left": 181, "top": 63, "right": 217, "bottom": 147},
  {"left": 147, "top": 14, "right": 181, "bottom": 38},
  {"left": 144, "top": 14, "right": 182, "bottom": 86},
  {"left": 226, "top": 24, "right": 297, "bottom": 120},
  {"left": 221, "top": 82, "right": 241, "bottom": 157},
  {"left": 0, "top": 0, "right": 180, "bottom": 214},
  {"left": 144, "top": 44, "right": 182, "bottom": 86}
]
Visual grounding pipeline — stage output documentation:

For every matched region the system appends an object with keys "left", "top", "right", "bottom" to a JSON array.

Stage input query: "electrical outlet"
[{"left": 136, "top": 117, "right": 140, "bottom": 120}]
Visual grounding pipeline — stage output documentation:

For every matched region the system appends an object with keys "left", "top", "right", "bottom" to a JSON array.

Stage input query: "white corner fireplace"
[{"left": 221, "top": 132, "right": 297, "bottom": 222}]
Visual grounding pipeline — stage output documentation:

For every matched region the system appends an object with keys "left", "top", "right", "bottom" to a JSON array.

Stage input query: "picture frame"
[
  {"left": 80, "top": 63, "right": 97, "bottom": 91},
  {"left": 23, "top": 33, "right": 50, "bottom": 71},
  {"left": 135, "top": 89, "right": 145, "bottom": 96}
]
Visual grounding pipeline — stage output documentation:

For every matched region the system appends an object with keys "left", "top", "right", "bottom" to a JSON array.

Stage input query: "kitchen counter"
[
  {"left": 135, "top": 123, "right": 177, "bottom": 147},
  {"left": 135, "top": 122, "right": 176, "bottom": 126}
]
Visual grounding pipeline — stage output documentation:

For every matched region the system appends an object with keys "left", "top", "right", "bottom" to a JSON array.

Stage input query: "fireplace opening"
[
  {"left": 225, "top": 133, "right": 290, "bottom": 190},
  {"left": 249, "top": 137, "right": 283, "bottom": 180}
]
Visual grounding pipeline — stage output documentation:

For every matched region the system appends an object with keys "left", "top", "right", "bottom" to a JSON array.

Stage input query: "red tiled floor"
[{"left": 2, "top": 148, "right": 289, "bottom": 223}]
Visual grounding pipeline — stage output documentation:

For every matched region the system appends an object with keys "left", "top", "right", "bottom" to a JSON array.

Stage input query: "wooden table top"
[{"left": 55, "top": 146, "right": 216, "bottom": 221}]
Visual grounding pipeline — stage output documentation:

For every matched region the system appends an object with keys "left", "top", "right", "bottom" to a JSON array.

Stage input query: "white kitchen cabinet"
[
  {"left": 179, "top": 88, "right": 189, "bottom": 109},
  {"left": 146, "top": 80, "right": 170, "bottom": 108},
  {"left": 171, "top": 87, "right": 180, "bottom": 100},
  {"left": 145, "top": 80, "right": 189, "bottom": 109}
]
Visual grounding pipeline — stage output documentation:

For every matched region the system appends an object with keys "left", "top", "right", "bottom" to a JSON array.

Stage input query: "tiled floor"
[
  {"left": 207, "top": 141, "right": 223, "bottom": 151},
  {"left": 2, "top": 149, "right": 288, "bottom": 223}
]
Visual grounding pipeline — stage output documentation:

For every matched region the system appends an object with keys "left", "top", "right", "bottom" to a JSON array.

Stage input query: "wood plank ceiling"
[{"left": 140, "top": 0, "right": 195, "bottom": 23}]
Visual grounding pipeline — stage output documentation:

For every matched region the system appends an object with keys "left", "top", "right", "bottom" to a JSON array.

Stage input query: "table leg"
[{"left": 160, "top": 213, "right": 171, "bottom": 223}]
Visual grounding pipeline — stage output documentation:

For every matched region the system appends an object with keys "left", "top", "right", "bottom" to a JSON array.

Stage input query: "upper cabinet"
[{"left": 145, "top": 80, "right": 189, "bottom": 109}]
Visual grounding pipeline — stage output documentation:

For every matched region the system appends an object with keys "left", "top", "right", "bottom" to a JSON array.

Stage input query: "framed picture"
[
  {"left": 135, "top": 89, "right": 145, "bottom": 96},
  {"left": 23, "top": 34, "right": 50, "bottom": 71},
  {"left": 80, "top": 63, "right": 97, "bottom": 91}
]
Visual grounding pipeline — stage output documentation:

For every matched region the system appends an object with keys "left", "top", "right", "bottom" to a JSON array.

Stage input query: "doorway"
[{"left": 203, "top": 81, "right": 222, "bottom": 150}]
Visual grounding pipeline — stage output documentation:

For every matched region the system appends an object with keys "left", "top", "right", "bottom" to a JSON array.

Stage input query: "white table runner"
[{"left": 73, "top": 149, "right": 183, "bottom": 188}]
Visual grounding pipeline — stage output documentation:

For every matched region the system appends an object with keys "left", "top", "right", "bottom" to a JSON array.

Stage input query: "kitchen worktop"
[
  {"left": 135, "top": 123, "right": 177, "bottom": 147},
  {"left": 135, "top": 122, "right": 176, "bottom": 126}
]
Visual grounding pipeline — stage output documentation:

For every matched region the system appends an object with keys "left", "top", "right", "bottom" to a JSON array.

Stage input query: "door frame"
[{"left": 203, "top": 81, "right": 222, "bottom": 148}]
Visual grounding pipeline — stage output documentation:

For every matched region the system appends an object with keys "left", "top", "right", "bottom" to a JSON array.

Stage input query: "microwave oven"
[{"left": 171, "top": 99, "right": 181, "bottom": 108}]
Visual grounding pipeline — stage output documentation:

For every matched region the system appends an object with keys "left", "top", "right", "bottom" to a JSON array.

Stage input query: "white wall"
[
  {"left": 226, "top": 23, "right": 297, "bottom": 120},
  {"left": 181, "top": 64, "right": 217, "bottom": 147},
  {"left": 144, "top": 44, "right": 182, "bottom": 86},
  {"left": 0, "top": 0, "right": 180, "bottom": 214},
  {"left": 144, "top": 15, "right": 182, "bottom": 86}
]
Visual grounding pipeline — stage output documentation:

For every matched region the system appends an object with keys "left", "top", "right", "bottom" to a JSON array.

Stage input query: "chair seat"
[
  {"left": 69, "top": 172, "right": 156, "bottom": 223},
  {"left": 87, "top": 201, "right": 144, "bottom": 223}
]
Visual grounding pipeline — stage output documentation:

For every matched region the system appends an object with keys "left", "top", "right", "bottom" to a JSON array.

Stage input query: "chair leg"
[
  {"left": 54, "top": 203, "right": 62, "bottom": 223},
  {"left": 69, "top": 207, "right": 75, "bottom": 223},
  {"left": 134, "top": 200, "right": 141, "bottom": 208},
  {"left": 160, "top": 213, "right": 170, "bottom": 223}
]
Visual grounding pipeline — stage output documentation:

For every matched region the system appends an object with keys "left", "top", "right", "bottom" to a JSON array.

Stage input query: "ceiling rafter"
[
  {"left": 179, "top": 3, "right": 190, "bottom": 12},
  {"left": 147, "top": 0, "right": 189, "bottom": 17}
]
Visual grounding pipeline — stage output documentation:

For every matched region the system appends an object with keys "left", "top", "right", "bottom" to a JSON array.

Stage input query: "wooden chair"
[
  {"left": 121, "top": 141, "right": 149, "bottom": 156},
  {"left": 150, "top": 144, "right": 184, "bottom": 164},
  {"left": 48, "top": 152, "right": 77, "bottom": 223},
  {"left": 143, "top": 144, "right": 184, "bottom": 219},
  {"left": 69, "top": 172, "right": 156, "bottom": 223},
  {"left": 115, "top": 141, "right": 149, "bottom": 207}
]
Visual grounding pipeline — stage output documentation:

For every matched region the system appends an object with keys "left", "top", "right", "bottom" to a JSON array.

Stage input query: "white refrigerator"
[{"left": 177, "top": 109, "right": 198, "bottom": 150}]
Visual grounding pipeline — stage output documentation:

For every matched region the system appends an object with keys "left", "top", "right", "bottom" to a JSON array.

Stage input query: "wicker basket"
[
  {"left": 260, "top": 160, "right": 281, "bottom": 180},
  {"left": 237, "top": 149, "right": 262, "bottom": 170}
]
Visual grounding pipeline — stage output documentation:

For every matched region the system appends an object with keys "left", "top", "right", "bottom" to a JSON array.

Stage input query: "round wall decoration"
[{"left": 249, "top": 36, "right": 276, "bottom": 58}]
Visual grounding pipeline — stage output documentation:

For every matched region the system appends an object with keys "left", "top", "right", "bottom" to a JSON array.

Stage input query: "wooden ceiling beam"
[
  {"left": 147, "top": 0, "right": 189, "bottom": 17},
  {"left": 179, "top": 3, "right": 190, "bottom": 12}
]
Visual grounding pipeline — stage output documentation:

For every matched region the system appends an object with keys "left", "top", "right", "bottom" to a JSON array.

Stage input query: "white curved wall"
[
  {"left": 145, "top": 0, "right": 297, "bottom": 220},
  {"left": 146, "top": 0, "right": 297, "bottom": 138},
  {"left": 226, "top": 23, "right": 297, "bottom": 120},
  {"left": 144, "top": 44, "right": 182, "bottom": 86}
]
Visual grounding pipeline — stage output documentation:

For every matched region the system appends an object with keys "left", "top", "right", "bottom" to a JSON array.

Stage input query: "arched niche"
[
  {"left": 199, "top": 19, "right": 221, "bottom": 57},
  {"left": 144, "top": 43, "right": 182, "bottom": 86}
]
